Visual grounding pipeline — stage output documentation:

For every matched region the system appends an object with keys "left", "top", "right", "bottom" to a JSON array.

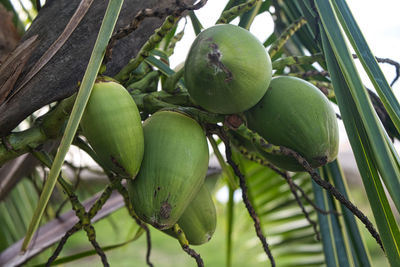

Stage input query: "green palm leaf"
[
  {"left": 326, "top": 160, "right": 372, "bottom": 267},
  {"left": 321, "top": 27, "right": 400, "bottom": 266},
  {"left": 315, "top": 0, "right": 400, "bottom": 215},
  {"left": 332, "top": 0, "right": 400, "bottom": 134},
  {"left": 232, "top": 151, "right": 324, "bottom": 266},
  {"left": 22, "top": 0, "right": 124, "bottom": 251}
]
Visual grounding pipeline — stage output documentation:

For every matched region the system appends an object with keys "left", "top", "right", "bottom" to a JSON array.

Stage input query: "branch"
[
  {"left": 227, "top": 120, "right": 383, "bottom": 251},
  {"left": 0, "top": 90, "right": 198, "bottom": 166},
  {"left": 173, "top": 224, "right": 204, "bottom": 267},
  {"left": 216, "top": 0, "right": 261, "bottom": 24},
  {"left": 277, "top": 146, "right": 384, "bottom": 251},
  {"left": 0, "top": 94, "right": 76, "bottom": 166},
  {"left": 219, "top": 130, "right": 276, "bottom": 267},
  {"left": 352, "top": 54, "right": 400, "bottom": 87},
  {"left": 233, "top": 142, "right": 323, "bottom": 239},
  {"left": 268, "top": 17, "right": 307, "bottom": 58},
  {"left": 271, "top": 53, "right": 324, "bottom": 70},
  {"left": 105, "top": 0, "right": 206, "bottom": 62}
]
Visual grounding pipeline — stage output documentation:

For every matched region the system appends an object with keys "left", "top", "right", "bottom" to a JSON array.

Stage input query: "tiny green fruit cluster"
[{"left": 184, "top": 24, "right": 272, "bottom": 114}]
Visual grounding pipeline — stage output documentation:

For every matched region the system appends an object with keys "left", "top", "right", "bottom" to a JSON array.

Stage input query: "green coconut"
[
  {"left": 127, "top": 110, "right": 209, "bottom": 230},
  {"left": 245, "top": 76, "right": 339, "bottom": 171},
  {"left": 184, "top": 24, "right": 272, "bottom": 114},
  {"left": 80, "top": 78, "right": 144, "bottom": 178},
  {"left": 163, "top": 184, "right": 217, "bottom": 245}
]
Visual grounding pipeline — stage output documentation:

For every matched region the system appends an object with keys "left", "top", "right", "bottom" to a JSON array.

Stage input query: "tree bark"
[{"left": 0, "top": 0, "right": 191, "bottom": 137}]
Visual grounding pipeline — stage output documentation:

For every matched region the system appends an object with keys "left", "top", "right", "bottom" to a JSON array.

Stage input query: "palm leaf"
[
  {"left": 321, "top": 27, "right": 400, "bottom": 266},
  {"left": 0, "top": 178, "right": 38, "bottom": 251},
  {"left": 0, "top": 189, "right": 125, "bottom": 266},
  {"left": 315, "top": 0, "right": 400, "bottom": 214},
  {"left": 326, "top": 160, "right": 372, "bottom": 267},
  {"left": 312, "top": 179, "right": 337, "bottom": 267},
  {"left": 317, "top": 167, "right": 352, "bottom": 267},
  {"left": 32, "top": 227, "right": 145, "bottom": 267},
  {"left": 237, "top": 0, "right": 263, "bottom": 30},
  {"left": 0, "top": 175, "right": 53, "bottom": 266},
  {"left": 22, "top": 0, "right": 124, "bottom": 251},
  {"left": 232, "top": 151, "right": 324, "bottom": 266},
  {"left": 188, "top": 10, "right": 203, "bottom": 36},
  {"left": 332, "top": 0, "right": 400, "bottom": 134}
]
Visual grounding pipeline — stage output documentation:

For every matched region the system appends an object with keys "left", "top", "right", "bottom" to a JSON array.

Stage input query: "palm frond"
[{"left": 233, "top": 151, "right": 324, "bottom": 266}]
